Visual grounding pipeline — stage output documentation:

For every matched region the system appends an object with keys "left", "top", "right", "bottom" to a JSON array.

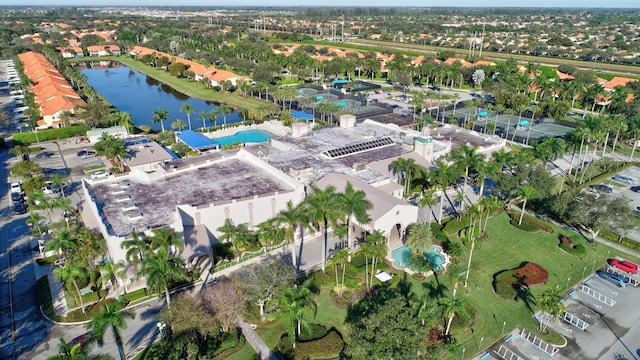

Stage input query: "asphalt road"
[{"left": 1, "top": 150, "right": 52, "bottom": 359}]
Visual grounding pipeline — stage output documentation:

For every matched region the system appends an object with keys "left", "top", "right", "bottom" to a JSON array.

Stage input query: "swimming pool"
[
  {"left": 390, "top": 245, "right": 446, "bottom": 272},
  {"left": 214, "top": 129, "right": 273, "bottom": 146}
]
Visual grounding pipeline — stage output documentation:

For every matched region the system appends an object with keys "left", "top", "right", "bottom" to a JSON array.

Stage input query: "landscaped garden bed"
[{"left": 558, "top": 235, "right": 586, "bottom": 256}]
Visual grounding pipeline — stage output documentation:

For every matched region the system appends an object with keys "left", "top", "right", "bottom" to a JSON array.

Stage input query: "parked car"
[
  {"left": 10, "top": 182, "right": 22, "bottom": 194},
  {"left": 611, "top": 259, "right": 638, "bottom": 274},
  {"left": 13, "top": 202, "right": 27, "bottom": 215},
  {"left": 612, "top": 175, "right": 634, "bottom": 185},
  {"left": 11, "top": 191, "right": 25, "bottom": 203},
  {"left": 590, "top": 184, "right": 613, "bottom": 193},
  {"left": 77, "top": 149, "right": 97, "bottom": 159},
  {"left": 631, "top": 186, "right": 640, "bottom": 193},
  {"left": 41, "top": 181, "right": 61, "bottom": 195},
  {"left": 90, "top": 171, "right": 111, "bottom": 179},
  {"left": 595, "top": 270, "right": 628, "bottom": 287},
  {"left": 69, "top": 332, "right": 94, "bottom": 349}
]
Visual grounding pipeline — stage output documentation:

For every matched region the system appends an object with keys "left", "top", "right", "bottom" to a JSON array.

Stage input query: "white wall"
[{"left": 373, "top": 204, "right": 419, "bottom": 242}]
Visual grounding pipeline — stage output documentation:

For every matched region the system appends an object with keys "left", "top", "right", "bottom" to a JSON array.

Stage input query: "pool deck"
[{"left": 386, "top": 244, "right": 451, "bottom": 277}]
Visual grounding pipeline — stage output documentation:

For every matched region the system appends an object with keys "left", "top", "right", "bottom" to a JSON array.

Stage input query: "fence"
[{"left": 211, "top": 242, "right": 286, "bottom": 273}]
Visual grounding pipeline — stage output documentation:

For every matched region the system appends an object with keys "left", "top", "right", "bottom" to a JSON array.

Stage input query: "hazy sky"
[{"left": 2, "top": 0, "right": 639, "bottom": 8}]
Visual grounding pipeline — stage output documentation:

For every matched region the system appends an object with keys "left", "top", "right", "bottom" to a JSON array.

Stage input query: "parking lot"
[{"left": 478, "top": 264, "right": 640, "bottom": 360}]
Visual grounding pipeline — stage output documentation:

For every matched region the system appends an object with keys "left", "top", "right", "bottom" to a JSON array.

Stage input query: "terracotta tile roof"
[
  {"left": 556, "top": 70, "right": 575, "bottom": 81},
  {"left": 603, "top": 76, "right": 636, "bottom": 90}
]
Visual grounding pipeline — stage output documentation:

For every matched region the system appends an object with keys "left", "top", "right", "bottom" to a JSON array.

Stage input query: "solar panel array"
[{"left": 322, "top": 137, "right": 394, "bottom": 159}]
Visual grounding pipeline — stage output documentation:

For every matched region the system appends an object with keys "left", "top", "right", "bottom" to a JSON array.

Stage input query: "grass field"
[{"left": 241, "top": 211, "right": 637, "bottom": 360}]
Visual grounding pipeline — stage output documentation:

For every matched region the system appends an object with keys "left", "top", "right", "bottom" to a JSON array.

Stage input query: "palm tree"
[
  {"left": 85, "top": 299, "right": 135, "bottom": 360},
  {"left": 278, "top": 285, "right": 317, "bottom": 348},
  {"left": 171, "top": 119, "right": 186, "bottom": 131},
  {"left": 208, "top": 107, "right": 220, "bottom": 128},
  {"left": 360, "top": 230, "right": 387, "bottom": 290},
  {"left": 98, "top": 261, "right": 127, "bottom": 296},
  {"left": 218, "top": 104, "right": 233, "bottom": 126},
  {"left": 197, "top": 110, "right": 209, "bottom": 131},
  {"left": 518, "top": 185, "right": 537, "bottom": 226},
  {"left": 50, "top": 336, "right": 113, "bottom": 360},
  {"left": 418, "top": 190, "right": 438, "bottom": 225},
  {"left": 538, "top": 287, "right": 566, "bottom": 333},
  {"left": 54, "top": 260, "right": 90, "bottom": 313},
  {"left": 337, "top": 182, "right": 372, "bottom": 250},
  {"left": 26, "top": 212, "right": 44, "bottom": 237},
  {"left": 151, "top": 108, "right": 170, "bottom": 133},
  {"left": 405, "top": 223, "right": 432, "bottom": 255},
  {"left": 441, "top": 296, "right": 471, "bottom": 335},
  {"left": 50, "top": 174, "right": 69, "bottom": 200},
  {"left": 30, "top": 190, "right": 56, "bottom": 225},
  {"left": 9, "top": 145, "right": 28, "bottom": 162},
  {"left": 448, "top": 144, "right": 485, "bottom": 212},
  {"left": 272, "top": 201, "right": 308, "bottom": 269},
  {"left": 45, "top": 230, "right": 78, "bottom": 259},
  {"left": 432, "top": 159, "right": 459, "bottom": 224},
  {"left": 180, "top": 103, "right": 195, "bottom": 130},
  {"left": 447, "top": 263, "right": 467, "bottom": 297},
  {"left": 120, "top": 231, "right": 151, "bottom": 270},
  {"left": 303, "top": 185, "right": 342, "bottom": 272},
  {"left": 149, "top": 227, "right": 184, "bottom": 255},
  {"left": 138, "top": 250, "right": 188, "bottom": 305}
]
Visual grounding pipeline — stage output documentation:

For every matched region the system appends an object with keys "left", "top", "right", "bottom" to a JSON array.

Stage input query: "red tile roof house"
[
  {"left": 17, "top": 51, "right": 86, "bottom": 129},
  {"left": 87, "top": 45, "right": 121, "bottom": 56},
  {"left": 57, "top": 46, "right": 84, "bottom": 58}
]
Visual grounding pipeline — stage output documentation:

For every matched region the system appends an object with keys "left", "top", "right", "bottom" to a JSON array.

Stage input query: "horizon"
[{"left": 1, "top": 1, "right": 639, "bottom": 9}]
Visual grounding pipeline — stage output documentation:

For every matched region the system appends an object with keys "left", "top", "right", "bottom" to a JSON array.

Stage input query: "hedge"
[
  {"left": 442, "top": 214, "right": 471, "bottom": 235},
  {"left": 560, "top": 242, "right": 586, "bottom": 256},
  {"left": 493, "top": 271, "right": 519, "bottom": 300},
  {"left": 509, "top": 219, "right": 539, "bottom": 232},
  {"left": 506, "top": 211, "right": 553, "bottom": 233},
  {"left": 13, "top": 125, "right": 90, "bottom": 144},
  {"left": 298, "top": 323, "right": 328, "bottom": 342},
  {"left": 600, "top": 229, "right": 640, "bottom": 252},
  {"left": 296, "top": 329, "right": 345, "bottom": 359}
]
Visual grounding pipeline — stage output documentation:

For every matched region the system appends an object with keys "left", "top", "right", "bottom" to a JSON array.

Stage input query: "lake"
[{"left": 81, "top": 63, "right": 242, "bottom": 131}]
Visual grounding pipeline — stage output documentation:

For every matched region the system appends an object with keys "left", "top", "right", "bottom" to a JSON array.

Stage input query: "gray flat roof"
[{"left": 89, "top": 154, "right": 296, "bottom": 237}]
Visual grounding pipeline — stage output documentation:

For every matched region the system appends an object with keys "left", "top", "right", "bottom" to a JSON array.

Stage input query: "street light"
[
  {"left": 581, "top": 265, "right": 587, "bottom": 279},
  {"left": 592, "top": 258, "right": 598, "bottom": 272},
  {"left": 157, "top": 322, "right": 166, "bottom": 339},
  {"left": 566, "top": 277, "right": 571, "bottom": 289},
  {"left": 479, "top": 336, "right": 484, "bottom": 351},
  {"left": 461, "top": 347, "right": 466, "bottom": 360},
  {"left": 502, "top": 320, "right": 507, "bottom": 335}
]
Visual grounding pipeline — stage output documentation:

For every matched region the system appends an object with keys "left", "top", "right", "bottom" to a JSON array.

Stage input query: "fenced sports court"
[
  {"left": 297, "top": 86, "right": 392, "bottom": 119},
  {"left": 439, "top": 106, "right": 576, "bottom": 143}
]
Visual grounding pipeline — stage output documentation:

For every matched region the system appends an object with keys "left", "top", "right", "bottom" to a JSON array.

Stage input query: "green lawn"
[{"left": 451, "top": 211, "right": 636, "bottom": 359}]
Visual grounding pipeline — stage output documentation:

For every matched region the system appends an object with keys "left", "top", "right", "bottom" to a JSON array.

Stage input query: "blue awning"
[
  {"left": 478, "top": 111, "right": 489, "bottom": 117},
  {"left": 176, "top": 130, "right": 219, "bottom": 151},
  {"left": 291, "top": 111, "right": 314, "bottom": 121}
]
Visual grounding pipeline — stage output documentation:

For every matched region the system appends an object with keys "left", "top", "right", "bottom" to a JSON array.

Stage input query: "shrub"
[
  {"left": 600, "top": 229, "right": 640, "bottom": 252},
  {"left": 513, "top": 262, "right": 549, "bottom": 286},
  {"left": 297, "top": 329, "right": 345, "bottom": 359},
  {"left": 506, "top": 210, "right": 553, "bottom": 233},
  {"left": 350, "top": 253, "right": 367, "bottom": 268},
  {"left": 430, "top": 222, "right": 443, "bottom": 237},
  {"left": 13, "top": 125, "right": 90, "bottom": 144},
  {"left": 298, "top": 323, "right": 328, "bottom": 341},
  {"left": 509, "top": 219, "right": 539, "bottom": 232},
  {"left": 493, "top": 271, "right": 519, "bottom": 300},
  {"left": 560, "top": 242, "right": 586, "bottom": 256},
  {"left": 443, "top": 215, "right": 470, "bottom": 235},
  {"left": 412, "top": 272, "right": 426, "bottom": 281}
]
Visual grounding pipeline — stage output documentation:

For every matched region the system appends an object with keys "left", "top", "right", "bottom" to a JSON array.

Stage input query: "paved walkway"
[{"left": 238, "top": 320, "right": 279, "bottom": 360}]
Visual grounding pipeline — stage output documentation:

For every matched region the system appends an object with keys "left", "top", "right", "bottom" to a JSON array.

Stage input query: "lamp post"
[
  {"left": 157, "top": 322, "right": 166, "bottom": 341},
  {"left": 582, "top": 265, "right": 587, "bottom": 279},
  {"left": 479, "top": 336, "right": 484, "bottom": 351},
  {"left": 502, "top": 320, "right": 507, "bottom": 335},
  {"left": 566, "top": 277, "right": 571, "bottom": 290},
  {"left": 461, "top": 348, "right": 466, "bottom": 360},
  {"left": 592, "top": 258, "right": 598, "bottom": 272}
]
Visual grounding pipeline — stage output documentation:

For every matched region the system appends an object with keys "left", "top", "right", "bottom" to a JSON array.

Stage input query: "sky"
[{"left": 2, "top": 1, "right": 639, "bottom": 8}]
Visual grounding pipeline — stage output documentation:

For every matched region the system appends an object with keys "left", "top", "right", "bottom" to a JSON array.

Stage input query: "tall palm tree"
[
  {"left": 447, "top": 263, "right": 468, "bottom": 298},
  {"left": 45, "top": 230, "right": 78, "bottom": 259},
  {"left": 149, "top": 227, "right": 184, "bottom": 255},
  {"left": 171, "top": 119, "right": 187, "bottom": 131},
  {"left": 448, "top": 144, "right": 486, "bottom": 212},
  {"left": 440, "top": 296, "right": 471, "bottom": 336},
  {"left": 26, "top": 212, "right": 44, "bottom": 237},
  {"left": 208, "top": 108, "right": 220, "bottom": 128},
  {"left": 50, "top": 174, "right": 69, "bottom": 200},
  {"left": 151, "top": 108, "right": 170, "bottom": 133},
  {"left": 85, "top": 300, "right": 135, "bottom": 360},
  {"left": 197, "top": 110, "right": 209, "bottom": 131},
  {"left": 518, "top": 185, "right": 537, "bottom": 225},
  {"left": 303, "top": 185, "right": 342, "bottom": 272},
  {"left": 405, "top": 223, "right": 432, "bottom": 255},
  {"left": 337, "top": 182, "right": 372, "bottom": 250},
  {"left": 54, "top": 260, "right": 90, "bottom": 313},
  {"left": 432, "top": 159, "right": 458, "bottom": 224},
  {"left": 180, "top": 103, "right": 195, "bottom": 130},
  {"left": 218, "top": 104, "right": 233, "bottom": 126},
  {"left": 278, "top": 285, "right": 317, "bottom": 348},
  {"left": 272, "top": 201, "right": 308, "bottom": 269},
  {"left": 30, "top": 190, "right": 56, "bottom": 225},
  {"left": 49, "top": 336, "right": 113, "bottom": 360},
  {"left": 138, "top": 250, "right": 188, "bottom": 305}
]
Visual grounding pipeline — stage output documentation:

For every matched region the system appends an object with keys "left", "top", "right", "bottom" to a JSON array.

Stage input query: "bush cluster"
[
  {"left": 493, "top": 271, "right": 519, "bottom": 300},
  {"left": 560, "top": 241, "right": 586, "bottom": 256},
  {"left": 493, "top": 262, "right": 549, "bottom": 300},
  {"left": 507, "top": 211, "right": 553, "bottom": 233},
  {"left": 296, "top": 329, "right": 344, "bottom": 358},
  {"left": 600, "top": 229, "right": 640, "bottom": 252},
  {"left": 298, "top": 323, "right": 328, "bottom": 341},
  {"left": 442, "top": 215, "right": 471, "bottom": 235},
  {"left": 13, "top": 125, "right": 90, "bottom": 144}
]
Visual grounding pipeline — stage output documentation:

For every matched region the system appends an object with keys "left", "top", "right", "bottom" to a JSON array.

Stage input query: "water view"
[{"left": 81, "top": 63, "right": 242, "bottom": 131}]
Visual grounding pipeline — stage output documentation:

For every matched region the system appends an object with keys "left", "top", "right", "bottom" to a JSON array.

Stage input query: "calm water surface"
[{"left": 81, "top": 63, "right": 242, "bottom": 131}]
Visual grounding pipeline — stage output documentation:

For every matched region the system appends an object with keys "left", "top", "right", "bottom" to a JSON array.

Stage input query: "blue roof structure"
[
  {"left": 332, "top": 79, "right": 348, "bottom": 84},
  {"left": 291, "top": 111, "right": 314, "bottom": 121},
  {"left": 176, "top": 130, "right": 219, "bottom": 151}
]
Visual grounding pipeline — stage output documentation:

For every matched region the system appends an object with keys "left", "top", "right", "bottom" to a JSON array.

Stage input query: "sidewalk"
[
  {"left": 238, "top": 320, "right": 279, "bottom": 360},
  {"left": 32, "top": 260, "right": 68, "bottom": 316}
]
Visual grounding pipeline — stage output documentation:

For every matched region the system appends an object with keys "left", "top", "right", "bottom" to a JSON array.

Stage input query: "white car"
[
  {"left": 10, "top": 182, "right": 22, "bottom": 194},
  {"left": 91, "top": 171, "right": 111, "bottom": 179}
]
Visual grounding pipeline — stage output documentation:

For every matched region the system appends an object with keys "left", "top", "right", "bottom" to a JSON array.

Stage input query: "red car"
[{"left": 611, "top": 259, "right": 638, "bottom": 274}]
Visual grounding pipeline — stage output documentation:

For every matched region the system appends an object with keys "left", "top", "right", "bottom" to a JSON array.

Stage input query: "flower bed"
[
  {"left": 559, "top": 236, "right": 586, "bottom": 256},
  {"left": 493, "top": 262, "right": 549, "bottom": 300},
  {"left": 513, "top": 262, "right": 549, "bottom": 286}
]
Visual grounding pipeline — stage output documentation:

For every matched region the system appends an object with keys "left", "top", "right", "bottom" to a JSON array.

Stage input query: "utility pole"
[
  {"left": 341, "top": 14, "right": 344, "bottom": 42},
  {"left": 479, "top": 23, "right": 486, "bottom": 59}
]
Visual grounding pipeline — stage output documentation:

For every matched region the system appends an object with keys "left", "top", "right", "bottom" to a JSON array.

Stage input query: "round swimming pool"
[{"left": 391, "top": 245, "right": 446, "bottom": 272}]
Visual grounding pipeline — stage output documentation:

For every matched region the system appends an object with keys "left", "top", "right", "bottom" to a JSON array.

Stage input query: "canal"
[{"left": 81, "top": 62, "right": 242, "bottom": 131}]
